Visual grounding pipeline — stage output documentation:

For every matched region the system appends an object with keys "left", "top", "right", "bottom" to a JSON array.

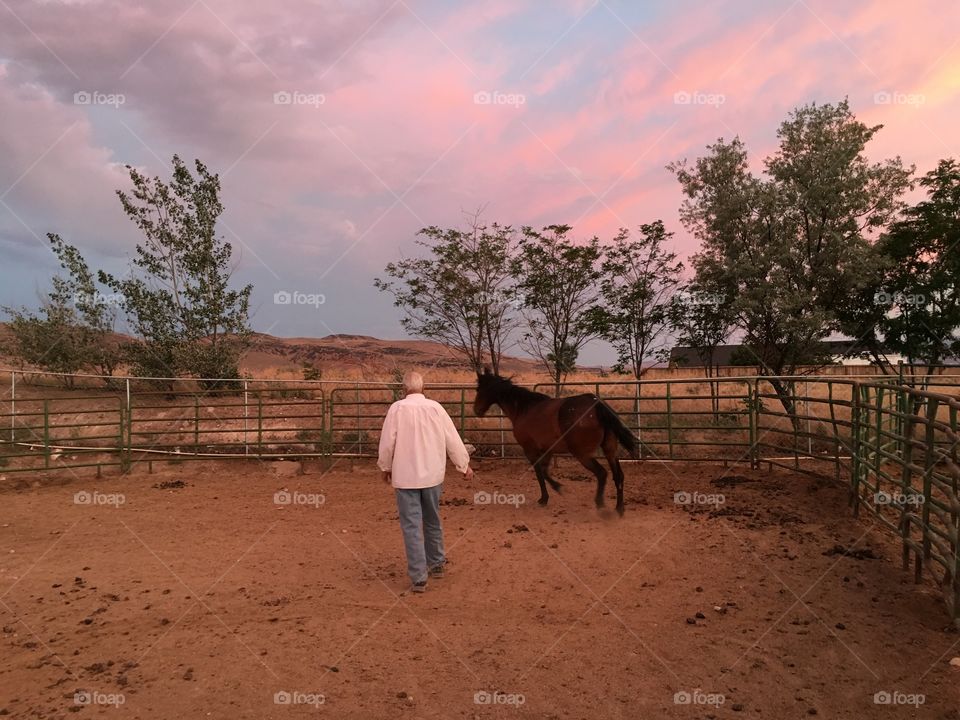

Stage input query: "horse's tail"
[{"left": 596, "top": 400, "right": 638, "bottom": 459}]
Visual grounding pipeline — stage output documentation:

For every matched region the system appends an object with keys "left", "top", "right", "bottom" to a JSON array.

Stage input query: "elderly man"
[{"left": 378, "top": 371, "right": 473, "bottom": 593}]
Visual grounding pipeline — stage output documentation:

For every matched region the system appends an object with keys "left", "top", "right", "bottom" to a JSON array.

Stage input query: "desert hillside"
[{"left": 0, "top": 324, "right": 545, "bottom": 380}]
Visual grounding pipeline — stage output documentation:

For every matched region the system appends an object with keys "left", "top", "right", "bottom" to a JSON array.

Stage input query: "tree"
[
  {"left": 100, "top": 156, "right": 252, "bottom": 387},
  {"left": 3, "top": 234, "right": 118, "bottom": 385},
  {"left": 838, "top": 159, "right": 960, "bottom": 377},
  {"left": 668, "top": 281, "right": 734, "bottom": 417},
  {"left": 375, "top": 216, "right": 519, "bottom": 374},
  {"left": 588, "top": 221, "right": 683, "bottom": 379},
  {"left": 670, "top": 100, "right": 912, "bottom": 421},
  {"left": 512, "top": 225, "right": 602, "bottom": 392}
]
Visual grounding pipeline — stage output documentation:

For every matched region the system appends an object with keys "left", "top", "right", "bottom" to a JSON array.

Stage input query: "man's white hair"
[{"left": 403, "top": 370, "right": 424, "bottom": 394}]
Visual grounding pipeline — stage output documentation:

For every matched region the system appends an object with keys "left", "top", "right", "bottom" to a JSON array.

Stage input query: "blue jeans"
[{"left": 395, "top": 483, "right": 445, "bottom": 584}]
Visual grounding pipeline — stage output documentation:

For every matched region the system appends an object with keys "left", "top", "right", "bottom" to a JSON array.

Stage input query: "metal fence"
[{"left": 1, "top": 369, "right": 959, "bottom": 624}]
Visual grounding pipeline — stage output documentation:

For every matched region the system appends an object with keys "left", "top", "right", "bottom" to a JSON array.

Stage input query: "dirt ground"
[{"left": 1, "top": 457, "right": 958, "bottom": 719}]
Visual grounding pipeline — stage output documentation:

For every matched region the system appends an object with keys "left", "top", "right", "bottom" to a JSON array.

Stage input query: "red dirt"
[{"left": 1, "top": 458, "right": 958, "bottom": 719}]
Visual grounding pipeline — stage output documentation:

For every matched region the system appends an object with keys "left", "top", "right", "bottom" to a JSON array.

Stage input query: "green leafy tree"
[
  {"left": 546, "top": 342, "right": 579, "bottom": 377},
  {"left": 4, "top": 234, "right": 118, "bottom": 385},
  {"left": 100, "top": 156, "right": 252, "bottom": 387},
  {"left": 839, "top": 159, "right": 960, "bottom": 377},
  {"left": 670, "top": 100, "right": 912, "bottom": 421},
  {"left": 668, "top": 282, "right": 734, "bottom": 417},
  {"left": 512, "top": 225, "right": 602, "bottom": 392},
  {"left": 375, "top": 216, "right": 519, "bottom": 374},
  {"left": 588, "top": 221, "right": 683, "bottom": 379}
]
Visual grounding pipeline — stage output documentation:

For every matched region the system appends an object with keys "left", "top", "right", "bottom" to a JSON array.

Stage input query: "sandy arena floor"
[{"left": 1, "top": 457, "right": 958, "bottom": 719}]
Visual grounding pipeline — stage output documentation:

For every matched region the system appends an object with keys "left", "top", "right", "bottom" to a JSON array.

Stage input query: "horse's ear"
[{"left": 483, "top": 364, "right": 492, "bottom": 376}]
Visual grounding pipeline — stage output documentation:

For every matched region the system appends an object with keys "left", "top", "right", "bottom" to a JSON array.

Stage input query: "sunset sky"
[{"left": 1, "top": 0, "right": 959, "bottom": 365}]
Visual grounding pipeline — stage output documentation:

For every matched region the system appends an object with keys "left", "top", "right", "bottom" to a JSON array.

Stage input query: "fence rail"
[{"left": 1, "top": 369, "right": 959, "bottom": 625}]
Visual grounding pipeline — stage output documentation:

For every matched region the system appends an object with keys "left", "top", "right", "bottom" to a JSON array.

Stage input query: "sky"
[{"left": 1, "top": 0, "right": 959, "bottom": 366}]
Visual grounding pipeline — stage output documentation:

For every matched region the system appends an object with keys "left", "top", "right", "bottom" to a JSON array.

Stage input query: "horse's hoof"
[
  {"left": 595, "top": 498, "right": 605, "bottom": 509},
  {"left": 538, "top": 497, "right": 549, "bottom": 506},
  {"left": 616, "top": 505, "right": 625, "bottom": 517}
]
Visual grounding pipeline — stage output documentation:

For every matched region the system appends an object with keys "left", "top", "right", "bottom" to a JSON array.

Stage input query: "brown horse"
[{"left": 473, "top": 368, "right": 638, "bottom": 516}]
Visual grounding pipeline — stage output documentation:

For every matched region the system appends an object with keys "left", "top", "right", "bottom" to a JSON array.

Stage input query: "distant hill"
[{"left": 0, "top": 324, "right": 544, "bottom": 378}]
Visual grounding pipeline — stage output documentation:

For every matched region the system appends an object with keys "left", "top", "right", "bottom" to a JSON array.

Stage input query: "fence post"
[
  {"left": 460, "top": 388, "right": 466, "bottom": 435},
  {"left": 920, "top": 396, "right": 940, "bottom": 583},
  {"left": 749, "top": 379, "right": 759, "bottom": 470},
  {"left": 194, "top": 396, "right": 200, "bottom": 455},
  {"left": 666, "top": 381, "right": 674, "bottom": 460},
  {"left": 356, "top": 383, "right": 362, "bottom": 455},
  {"left": 257, "top": 394, "right": 263, "bottom": 458},
  {"left": 10, "top": 371, "right": 14, "bottom": 441},
  {"left": 41, "top": 399, "right": 50, "bottom": 469},
  {"left": 244, "top": 380, "right": 249, "bottom": 456},
  {"left": 949, "top": 404, "right": 960, "bottom": 624},
  {"left": 851, "top": 383, "right": 861, "bottom": 515}
]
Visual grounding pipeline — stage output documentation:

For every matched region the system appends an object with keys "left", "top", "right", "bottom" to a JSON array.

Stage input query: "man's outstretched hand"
[
  {"left": 382, "top": 470, "right": 391, "bottom": 484},
  {"left": 464, "top": 466, "right": 474, "bottom": 481}
]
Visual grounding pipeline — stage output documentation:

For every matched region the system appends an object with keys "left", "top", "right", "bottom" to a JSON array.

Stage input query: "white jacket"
[{"left": 377, "top": 393, "right": 471, "bottom": 489}]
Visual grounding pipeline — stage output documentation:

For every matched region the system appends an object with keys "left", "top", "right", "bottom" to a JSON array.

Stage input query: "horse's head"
[{"left": 473, "top": 365, "right": 501, "bottom": 417}]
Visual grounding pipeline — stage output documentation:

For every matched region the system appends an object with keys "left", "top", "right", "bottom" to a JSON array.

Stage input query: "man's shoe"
[
  {"left": 411, "top": 580, "right": 427, "bottom": 593},
  {"left": 428, "top": 564, "right": 445, "bottom": 579}
]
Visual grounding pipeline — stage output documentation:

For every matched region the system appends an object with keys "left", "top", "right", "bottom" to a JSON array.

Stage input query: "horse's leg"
[
  {"left": 525, "top": 449, "right": 550, "bottom": 506},
  {"left": 602, "top": 435, "right": 626, "bottom": 516},
  {"left": 574, "top": 453, "right": 608, "bottom": 509},
  {"left": 539, "top": 452, "right": 562, "bottom": 494}
]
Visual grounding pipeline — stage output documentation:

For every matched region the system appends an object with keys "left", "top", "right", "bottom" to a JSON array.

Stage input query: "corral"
[{"left": 1, "top": 371, "right": 960, "bottom": 717}]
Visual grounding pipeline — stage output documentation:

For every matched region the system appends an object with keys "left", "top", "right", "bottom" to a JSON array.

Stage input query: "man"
[{"left": 378, "top": 371, "right": 473, "bottom": 593}]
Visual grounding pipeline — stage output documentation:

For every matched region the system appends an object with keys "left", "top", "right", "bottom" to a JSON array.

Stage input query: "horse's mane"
[{"left": 485, "top": 375, "right": 551, "bottom": 413}]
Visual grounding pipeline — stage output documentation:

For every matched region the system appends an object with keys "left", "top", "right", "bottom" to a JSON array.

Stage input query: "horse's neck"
[{"left": 496, "top": 393, "right": 537, "bottom": 422}]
